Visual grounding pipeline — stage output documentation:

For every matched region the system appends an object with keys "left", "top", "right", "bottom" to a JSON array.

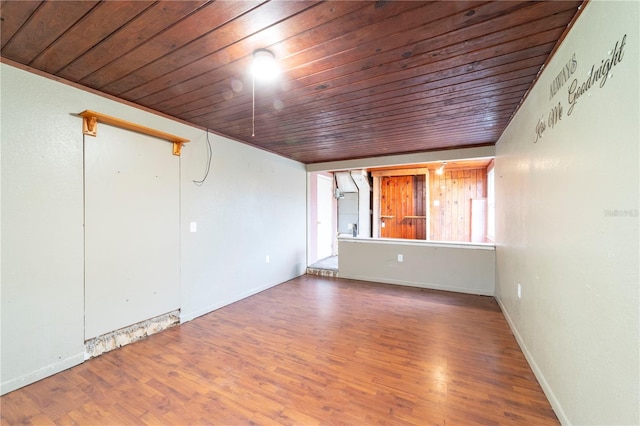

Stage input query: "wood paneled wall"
[{"left": 430, "top": 168, "right": 487, "bottom": 242}]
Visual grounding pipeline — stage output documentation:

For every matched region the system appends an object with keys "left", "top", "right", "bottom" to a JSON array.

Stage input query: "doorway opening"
[{"left": 307, "top": 158, "right": 494, "bottom": 274}]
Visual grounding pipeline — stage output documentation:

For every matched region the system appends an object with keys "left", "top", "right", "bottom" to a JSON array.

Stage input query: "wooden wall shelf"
[{"left": 78, "top": 110, "right": 190, "bottom": 156}]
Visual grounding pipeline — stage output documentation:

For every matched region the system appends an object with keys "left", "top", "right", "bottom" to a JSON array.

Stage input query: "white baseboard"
[
  {"left": 1, "top": 352, "right": 84, "bottom": 396},
  {"left": 180, "top": 281, "right": 282, "bottom": 323},
  {"left": 495, "top": 296, "right": 570, "bottom": 426},
  {"left": 337, "top": 272, "right": 494, "bottom": 296}
]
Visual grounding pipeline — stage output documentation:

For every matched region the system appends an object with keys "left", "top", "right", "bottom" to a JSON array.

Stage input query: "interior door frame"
[{"left": 316, "top": 174, "right": 334, "bottom": 259}]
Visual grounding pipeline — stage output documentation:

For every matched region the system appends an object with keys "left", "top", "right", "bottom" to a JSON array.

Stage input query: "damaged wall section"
[{"left": 84, "top": 310, "right": 180, "bottom": 359}]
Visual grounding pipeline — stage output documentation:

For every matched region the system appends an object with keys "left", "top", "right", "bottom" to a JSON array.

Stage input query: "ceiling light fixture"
[
  {"left": 251, "top": 48, "right": 279, "bottom": 82},
  {"left": 251, "top": 48, "right": 279, "bottom": 137}
]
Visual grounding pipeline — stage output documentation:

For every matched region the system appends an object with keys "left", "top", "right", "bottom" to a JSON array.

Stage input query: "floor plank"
[{"left": 0, "top": 276, "right": 558, "bottom": 425}]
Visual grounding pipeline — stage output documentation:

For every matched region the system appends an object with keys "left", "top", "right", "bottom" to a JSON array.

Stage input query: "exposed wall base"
[
  {"left": 306, "top": 268, "right": 338, "bottom": 278},
  {"left": 84, "top": 310, "right": 180, "bottom": 359},
  {"left": 495, "top": 297, "right": 569, "bottom": 425}
]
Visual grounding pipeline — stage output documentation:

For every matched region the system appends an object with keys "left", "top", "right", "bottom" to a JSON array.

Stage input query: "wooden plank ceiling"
[{"left": 0, "top": 1, "right": 584, "bottom": 164}]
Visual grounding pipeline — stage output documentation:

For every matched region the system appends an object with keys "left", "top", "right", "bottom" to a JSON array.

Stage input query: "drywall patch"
[{"left": 84, "top": 310, "right": 179, "bottom": 359}]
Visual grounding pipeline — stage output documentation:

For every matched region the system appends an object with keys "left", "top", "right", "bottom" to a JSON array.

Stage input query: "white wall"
[
  {"left": 180, "top": 130, "right": 307, "bottom": 322},
  {"left": 1, "top": 63, "right": 85, "bottom": 394},
  {"left": 0, "top": 63, "right": 307, "bottom": 394},
  {"left": 494, "top": 1, "right": 639, "bottom": 425},
  {"left": 339, "top": 238, "right": 495, "bottom": 296}
]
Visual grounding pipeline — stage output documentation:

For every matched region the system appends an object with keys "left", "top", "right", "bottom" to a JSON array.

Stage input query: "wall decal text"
[{"left": 534, "top": 34, "right": 627, "bottom": 143}]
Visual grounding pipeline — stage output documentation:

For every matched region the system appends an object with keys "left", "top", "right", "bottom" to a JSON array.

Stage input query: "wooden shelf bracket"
[{"left": 79, "top": 110, "right": 189, "bottom": 156}]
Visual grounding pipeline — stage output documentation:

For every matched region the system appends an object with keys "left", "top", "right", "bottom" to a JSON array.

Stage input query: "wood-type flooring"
[{"left": 0, "top": 275, "right": 558, "bottom": 425}]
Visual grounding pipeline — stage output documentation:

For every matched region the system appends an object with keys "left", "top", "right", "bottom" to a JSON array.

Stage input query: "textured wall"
[{"left": 494, "top": 1, "right": 639, "bottom": 424}]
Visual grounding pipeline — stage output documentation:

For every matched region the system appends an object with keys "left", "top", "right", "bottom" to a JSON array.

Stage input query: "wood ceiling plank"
[
  {"left": 281, "top": 1, "right": 481, "bottom": 73},
  {"left": 171, "top": 66, "right": 533, "bottom": 124},
  {"left": 251, "top": 94, "right": 524, "bottom": 141},
  {"left": 2, "top": 0, "right": 98, "bottom": 64},
  {"left": 279, "top": 138, "right": 499, "bottom": 163},
  {"left": 279, "top": 1, "right": 531, "bottom": 88},
  {"left": 200, "top": 113, "right": 510, "bottom": 153},
  {"left": 293, "top": 124, "right": 508, "bottom": 148},
  {"left": 276, "top": 5, "right": 577, "bottom": 104},
  {"left": 118, "top": 1, "right": 369, "bottom": 101},
  {"left": 119, "top": 0, "right": 415, "bottom": 106},
  {"left": 131, "top": 1, "right": 472, "bottom": 113},
  {"left": 251, "top": 95, "right": 522, "bottom": 143},
  {"left": 97, "top": 0, "right": 322, "bottom": 96},
  {"left": 171, "top": 13, "right": 567, "bottom": 129},
  {"left": 252, "top": 18, "right": 571, "bottom": 119},
  {"left": 222, "top": 86, "right": 524, "bottom": 135},
  {"left": 246, "top": 41, "right": 557, "bottom": 132},
  {"left": 236, "top": 113, "right": 513, "bottom": 150},
  {"left": 29, "top": 1, "right": 155, "bottom": 74},
  {"left": 257, "top": 104, "right": 517, "bottom": 145},
  {"left": 252, "top": 87, "right": 527, "bottom": 138},
  {"left": 80, "top": 1, "right": 266, "bottom": 90},
  {"left": 195, "top": 53, "right": 545, "bottom": 132},
  {"left": 276, "top": 133, "right": 501, "bottom": 158},
  {"left": 256, "top": 112, "right": 512, "bottom": 143},
  {"left": 57, "top": 1, "right": 209, "bottom": 81},
  {"left": 255, "top": 125, "right": 503, "bottom": 153},
  {"left": 0, "top": 1, "right": 43, "bottom": 50},
  {"left": 289, "top": 122, "right": 511, "bottom": 147},
  {"left": 283, "top": 137, "right": 497, "bottom": 158}
]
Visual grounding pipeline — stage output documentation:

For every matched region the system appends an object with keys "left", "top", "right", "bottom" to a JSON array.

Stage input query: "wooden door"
[{"left": 380, "top": 175, "right": 426, "bottom": 239}]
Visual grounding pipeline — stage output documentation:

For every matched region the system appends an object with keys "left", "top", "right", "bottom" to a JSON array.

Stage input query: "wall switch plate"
[
  {"left": 517, "top": 283, "right": 522, "bottom": 299},
  {"left": 266, "top": 255, "right": 270, "bottom": 264},
  {"left": 190, "top": 222, "right": 197, "bottom": 233},
  {"left": 397, "top": 254, "right": 403, "bottom": 262}
]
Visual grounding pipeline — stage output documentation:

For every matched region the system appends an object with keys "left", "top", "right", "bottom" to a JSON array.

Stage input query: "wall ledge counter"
[
  {"left": 338, "top": 237, "right": 495, "bottom": 296},
  {"left": 338, "top": 236, "right": 495, "bottom": 250}
]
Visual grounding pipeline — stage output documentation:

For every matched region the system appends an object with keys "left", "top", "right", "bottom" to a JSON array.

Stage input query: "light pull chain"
[{"left": 252, "top": 73, "right": 255, "bottom": 137}]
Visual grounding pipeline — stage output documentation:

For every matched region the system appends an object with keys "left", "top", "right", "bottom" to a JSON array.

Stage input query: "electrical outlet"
[
  {"left": 397, "top": 254, "right": 403, "bottom": 262},
  {"left": 190, "top": 222, "right": 197, "bottom": 233},
  {"left": 517, "top": 283, "right": 522, "bottom": 299}
]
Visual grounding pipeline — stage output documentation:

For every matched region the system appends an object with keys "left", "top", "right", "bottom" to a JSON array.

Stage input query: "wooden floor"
[{"left": 1, "top": 276, "right": 558, "bottom": 425}]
